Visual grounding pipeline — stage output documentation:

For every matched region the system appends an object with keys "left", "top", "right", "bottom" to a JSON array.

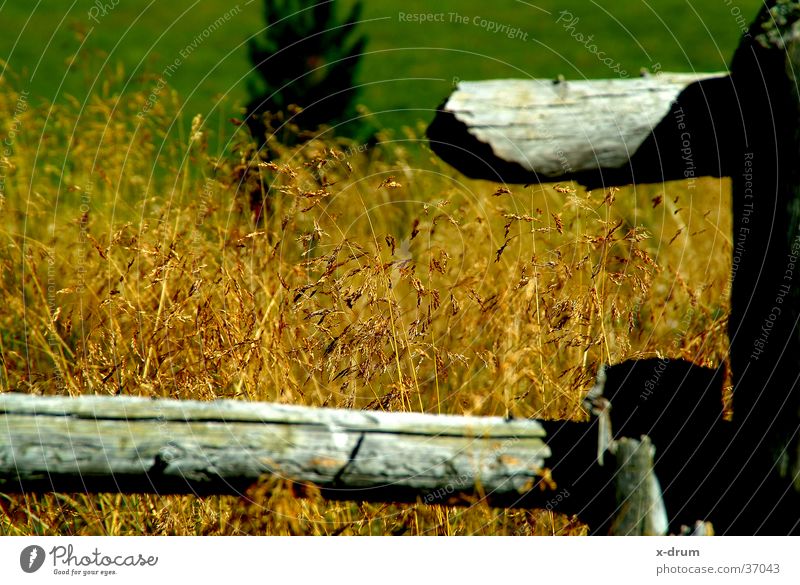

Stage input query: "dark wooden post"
[
  {"left": 728, "top": 0, "right": 800, "bottom": 492},
  {"left": 609, "top": 437, "right": 668, "bottom": 536}
]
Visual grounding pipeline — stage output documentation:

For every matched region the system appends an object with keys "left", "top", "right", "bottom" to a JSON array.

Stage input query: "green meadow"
[{"left": 1, "top": 0, "right": 761, "bottom": 133}]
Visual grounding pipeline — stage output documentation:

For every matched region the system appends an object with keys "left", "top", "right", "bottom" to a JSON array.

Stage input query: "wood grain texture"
[
  {"left": 609, "top": 437, "right": 668, "bottom": 536},
  {"left": 0, "top": 393, "right": 549, "bottom": 498},
  {"left": 427, "top": 73, "right": 731, "bottom": 187}
]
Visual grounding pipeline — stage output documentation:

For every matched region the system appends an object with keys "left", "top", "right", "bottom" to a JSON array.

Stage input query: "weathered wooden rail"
[
  {"left": 0, "top": 361, "right": 780, "bottom": 534},
  {"left": 0, "top": 390, "right": 673, "bottom": 535},
  {"left": 0, "top": 393, "right": 551, "bottom": 497},
  {"left": 427, "top": 72, "right": 731, "bottom": 187}
]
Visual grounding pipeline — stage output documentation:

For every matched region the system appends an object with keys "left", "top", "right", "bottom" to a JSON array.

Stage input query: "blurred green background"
[{"left": 0, "top": 0, "right": 762, "bottom": 137}]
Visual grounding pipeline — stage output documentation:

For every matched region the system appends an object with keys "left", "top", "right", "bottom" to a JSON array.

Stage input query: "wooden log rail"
[
  {"left": 0, "top": 393, "right": 550, "bottom": 499},
  {"left": 427, "top": 72, "right": 731, "bottom": 187},
  {"left": 2, "top": 359, "right": 796, "bottom": 534},
  {"left": 0, "top": 391, "right": 674, "bottom": 535}
]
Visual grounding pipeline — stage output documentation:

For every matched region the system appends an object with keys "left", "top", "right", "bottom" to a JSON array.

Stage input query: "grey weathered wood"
[
  {"left": 0, "top": 393, "right": 549, "bottom": 498},
  {"left": 680, "top": 521, "right": 715, "bottom": 536},
  {"left": 609, "top": 437, "right": 668, "bottom": 536},
  {"left": 427, "top": 73, "right": 729, "bottom": 186}
]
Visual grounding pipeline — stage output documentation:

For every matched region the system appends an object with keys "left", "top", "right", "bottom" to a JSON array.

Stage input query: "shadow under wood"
[
  {"left": 587, "top": 359, "right": 800, "bottom": 535},
  {"left": 426, "top": 98, "right": 545, "bottom": 185},
  {"left": 427, "top": 76, "right": 739, "bottom": 189}
]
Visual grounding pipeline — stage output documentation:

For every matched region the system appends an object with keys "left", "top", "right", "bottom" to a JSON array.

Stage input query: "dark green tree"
[{"left": 245, "top": 0, "right": 367, "bottom": 142}]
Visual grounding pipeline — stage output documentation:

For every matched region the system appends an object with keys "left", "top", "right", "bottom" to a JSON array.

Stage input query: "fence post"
[
  {"left": 609, "top": 437, "right": 668, "bottom": 536},
  {"left": 728, "top": 0, "right": 800, "bottom": 491}
]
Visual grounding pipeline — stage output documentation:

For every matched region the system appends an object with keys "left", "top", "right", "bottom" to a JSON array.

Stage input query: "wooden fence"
[
  {"left": 3, "top": 1, "right": 800, "bottom": 535},
  {"left": 0, "top": 390, "right": 672, "bottom": 536},
  {"left": 428, "top": 0, "right": 800, "bottom": 534}
]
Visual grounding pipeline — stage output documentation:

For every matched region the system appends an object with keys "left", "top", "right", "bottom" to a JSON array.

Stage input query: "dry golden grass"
[{"left": 0, "top": 63, "right": 731, "bottom": 535}]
